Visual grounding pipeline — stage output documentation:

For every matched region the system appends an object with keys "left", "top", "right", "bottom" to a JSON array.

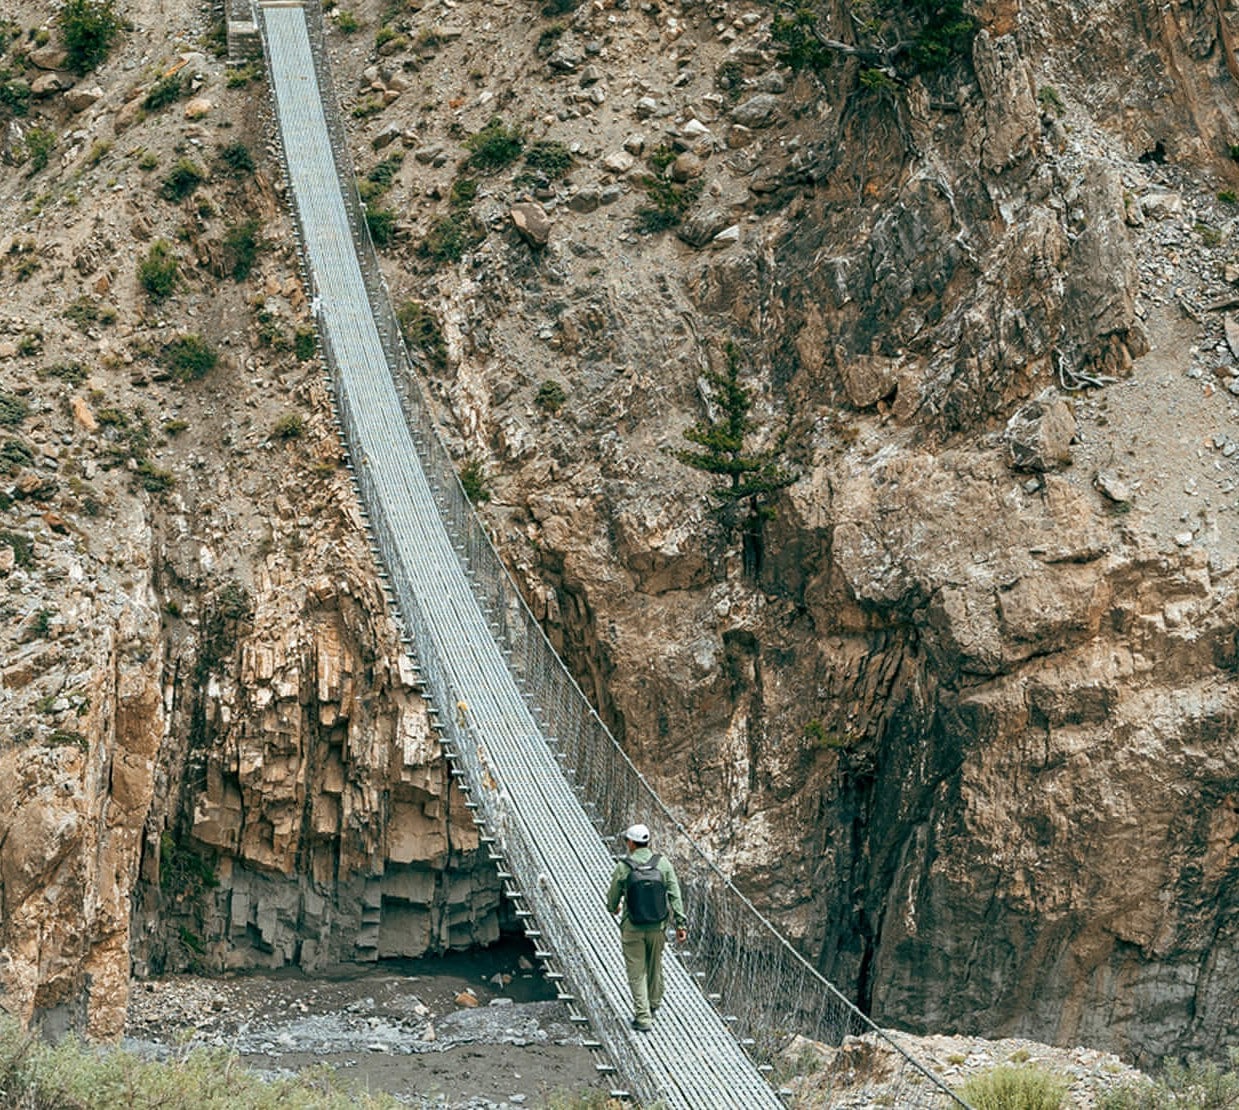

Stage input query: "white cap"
[{"left": 624, "top": 823, "right": 650, "bottom": 845}]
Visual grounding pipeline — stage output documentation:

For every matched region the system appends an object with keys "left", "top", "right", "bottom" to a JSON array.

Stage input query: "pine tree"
[{"left": 672, "top": 342, "right": 798, "bottom": 576}]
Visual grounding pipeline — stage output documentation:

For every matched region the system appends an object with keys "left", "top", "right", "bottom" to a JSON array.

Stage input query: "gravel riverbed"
[{"left": 124, "top": 942, "right": 610, "bottom": 1108}]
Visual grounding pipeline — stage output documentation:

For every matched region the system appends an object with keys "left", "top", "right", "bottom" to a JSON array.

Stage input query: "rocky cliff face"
[{"left": 2, "top": 0, "right": 1239, "bottom": 1070}]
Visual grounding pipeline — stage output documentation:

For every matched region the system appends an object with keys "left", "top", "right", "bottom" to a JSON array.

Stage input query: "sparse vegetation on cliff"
[
  {"left": 138, "top": 239, "right": 178, "bottom": 300},
  {"left": 1098, "top": 1050, "right": 1239, "bottom": 1109},
  {"left": 671, "top": 342, "right": 798, "bottom": 575},
  {"left": 0, "top": 1017, "right": 398, "bottom": 1108},
  {"left": 58, "top": 0, "right": 122, "bottom": 75},
  {"left": 959, "top": 1064, "right": 1068, "bottom": 1109},
  {"left": 770, "top": 0, "right": 976, "bottom": 82},
  {"left": 464, "top": 117, "right": 524, "bottom": 172}
]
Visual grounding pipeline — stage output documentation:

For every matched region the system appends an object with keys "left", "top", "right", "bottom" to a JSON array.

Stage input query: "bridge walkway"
[{"left": 257, "top": 5, "right": 788, "bottom": 1105}]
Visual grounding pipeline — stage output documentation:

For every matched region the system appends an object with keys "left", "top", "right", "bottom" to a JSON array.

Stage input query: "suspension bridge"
[{"left": 252, "top": 3, "right": 966, "bottom": 1105}]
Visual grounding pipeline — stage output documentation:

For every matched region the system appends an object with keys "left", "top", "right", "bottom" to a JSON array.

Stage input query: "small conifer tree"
[{"left": 672, "top": 342, "right": 797, "bottom": 576}]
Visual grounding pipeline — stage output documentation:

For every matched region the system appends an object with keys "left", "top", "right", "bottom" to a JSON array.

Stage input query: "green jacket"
[{"left": 606, "top": 846, "right": 686, "bottom": 929}]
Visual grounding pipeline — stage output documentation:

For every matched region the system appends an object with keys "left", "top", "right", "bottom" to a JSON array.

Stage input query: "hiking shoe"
[{"left": 631, "top": 1018, "right": 653, "bottom": 1032}]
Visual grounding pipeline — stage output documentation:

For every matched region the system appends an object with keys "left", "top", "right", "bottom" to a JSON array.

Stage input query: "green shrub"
[
  {"left": 16, "top": 331, "right": 42, "bottom": 357},
  {"left": 59, "top": 0, "right": 122, "bottom": 75},
  {"left": 0, "top": 437, "right": 33, "bottom": 474},
  {"left": 365, "top": 206, "right": 397, "bottom": 246},
  {"left": 0, "top": 390, "right": 28, "bottom": 426},
  {"left": 255, "top": 307, "right": 289, "bottom": 350},
  {"left": 0, "top": 72, "right": 30, "bottom": 116},
  {"left": 635, "top": 173, "right": 701, "bottom": 234},
  {"left": 223, "top": 218, "right": 263, "bottom": 280},
  {"left": 420, "top": 212, "right": 484, "bottom": 262},
  {"left": 224, "top": 61, "right": 261, "bottom": 87},
  {"left": 773, "top": 0, "right": 975, "bottom": 80},
  {"left": 1099, "top": 1050, "right": 1239, "bottom": 1109},
  {"left": 142, "top": 72, "right": 185, "bottom": 111},
  {"left": 0, "top": 530, "right": 34, "bottom": 567},
  {"left": 24, "top": 126, "right": 55, "bottom": 171},
  {"left": 523, "top": 140, "right": 573, "bottom": 179},
  {"left": 535, "top": 379, "right": 566, "bottom": 413},
  {"left": 959, "top": 1065, "right": 1068, "bottom": 1110},
  {"left": 396, "top": 300, "right": 447, "bottom": 371},
  {"left": 271, "top": 412, "right": 304, "bottom": 440},
  {"left": 136, "top": 459, "right": 174, "bottom": 491},
  {"left": 909, "top": 0, "right": 976, "bottom": 72},
  {"left": 160, "top": 158, "right": 205, "bottom": 202},
  {"left": 62, "top": 298, "right": 115, "bottom": 332},
  {"left": 0, "top": 1017, "right": 398, "bottom": 1107},
  {"left": 459, "top": 458, "right": 490, "bottom": 503},
  {"left": 449, "top": 175, "right": 477, "bottom": 209},
  {"left": 138, "top": 239, "right": 178, "bottom": 300},
  {"left": 159, "top": 334, "right": 217, "bottom": 381},
  {"left": 465, "top": 117, "right": 523, "bottom": 172},
  {"left": 294, "top": 327, "right": 317, "bottom": 361},
  {"left": 216, "top": 140, "right": 253, "bottom": 176},
  {"left": 358, "top": 154, "right": 403, "bottom": 201},
  {"left": 351, "top": 93, "right": 384, "bottom": 118},
  {"left": 336, "top": 9, "right": 361, "bottom": 32},
  {"left": 1037, "top": 85, "right": 1065, "bottom": 116}
]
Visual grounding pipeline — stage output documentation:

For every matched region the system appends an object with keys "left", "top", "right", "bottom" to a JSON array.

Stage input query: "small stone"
[
  {"left": 602, "top": 151, "right": 634, "bottom": 175},
  {"left": 1175, "top": 532, "right": 1194, "bottom": 547},
  {"left": 567, "top": 187, "right": 601, "bottom": 213},
  {"left": 1094, "top": 471, "right": 1132, "bottom": 505},
  {"left": 455, "top": 990, "right": 479, "bottom": 1008},
  {"left": 29, "top": 44, "right": 69, "bottom": 70},
  {"left": 677, "top": 205, "right": 729, "bottom": 248},
  {"left": 510, "top": 201, "right": 552, "bottom": 247},
  {"left": 548, "top": 47, "right": 581, "bottom": 72},
  {"left": 183, "top": 97, "right": 212, "bottom": 119},
  {"left": 1004, "top": 389, "right": 1076, "bottom": 472},
  {"left": 65, "top": 85, "right": 104, "bottom": 112},
  {"left": 730, "top": 92, "right": 781, "bottom": 128},
  {"left": 372, "top": 123, "right": 402, "bottom": 149},
  {"left": 32, "top": 71, "right": 72, "bottom": 96}
]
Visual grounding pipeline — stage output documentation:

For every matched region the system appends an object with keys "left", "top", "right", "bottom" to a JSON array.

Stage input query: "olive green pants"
[{"left": 621, "top": 921, "right": 666, "bottom": 1024}]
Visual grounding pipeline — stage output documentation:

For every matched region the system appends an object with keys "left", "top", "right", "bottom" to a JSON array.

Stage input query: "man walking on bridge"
[{"left": 606, "top": 823, "right": 687, "bottom": 1031}]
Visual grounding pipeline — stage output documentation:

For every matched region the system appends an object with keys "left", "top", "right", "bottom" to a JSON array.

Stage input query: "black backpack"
[{"left": 624, "top": 854, "right": 668, "bottom": 925}]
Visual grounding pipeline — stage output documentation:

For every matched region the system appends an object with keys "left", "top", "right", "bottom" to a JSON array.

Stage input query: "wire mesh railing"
[{"left": 255, "top": 2, "right": 969, "bottom": 1105}]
